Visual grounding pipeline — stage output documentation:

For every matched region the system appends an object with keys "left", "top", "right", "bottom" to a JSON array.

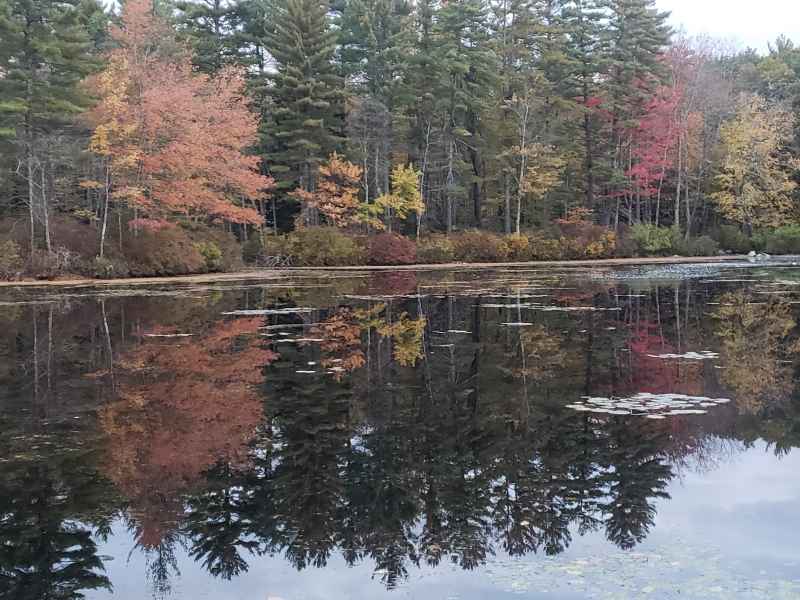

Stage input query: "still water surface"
[{"left": 2, "top": 263, "right": 800, "bottom": 599}]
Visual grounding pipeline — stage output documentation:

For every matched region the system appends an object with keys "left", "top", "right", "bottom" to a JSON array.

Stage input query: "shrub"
[
  {"left": 764, "top": 225, "right": 800, "bottom": 254},
  {"left": 677, "top": 235, "right": 719, "bottom": 257},
  {"left": 272, "top": 227, "right": 366, "bottom": 266},
  {"left": 614, "top": 234, "right": 639, "bottom": 258},
  {"left": 242, "top": 235, "right": 264, "bottom": 264},
  {"left": 718, "top": 225, "right": 752, "bottom": 254},
  {"left": 0, "top": 240, "right": 23, "bottom": 280},
  {"left": 628, "top": 224, "right": 675, "bottom": 256},
  {"left": 417, "top": 235, "right": 454, "bottom": 264},
  {"left": 125, "top": 227, "right": 206, "bottom": 276},
  {"left": 91, "top": 256, "right": 130, "bottom": 279},
  {"left": 586, "top": 230, "right": 617, "bottom": 258},
  {"left": 26, "top": 246, "right": 78, "bottom": 279},
  {"left": 183, "top": 225, "right": 243, "bottom": 272},
  {"left": 368, "top": 232, "right": 417, "bottom": 265},
  {"left": 505, "top": 234, "right": 532, "bottom": 261},
  {"left": 528, "top": 234, "right": 564, "bottom": 260},
  {"left": 555, "top": 210, "right": 616, "bottom": 258},
  {"left": 751, "top": 230, "right": 768, "bottom": 252},
  {"left": 195, "top": 241, "right": 224, "bottom": 271},
  {"left": 50, "top": 217, "right": 99, "bottom": 257},
  {"left": 451, "top": 230, "right": 510, "bottom": 262}
]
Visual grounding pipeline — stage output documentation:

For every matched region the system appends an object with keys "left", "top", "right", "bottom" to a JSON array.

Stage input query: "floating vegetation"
[
  {"left": 566, "top": 393, "right": 731, "bottom": 417},
  {"left": 143, "top": 333, "right": 194, "bottom": 338},
  {"left": 646, "top": 351, "right": 719, "bottom": 360},
  {"left": 486, "top": 540, "right": 800, "bottom": 600},
  {"left": 222, "top": 307, "right": 315, "bottom": 316},
  {"left": 535, "top": 305, "right": 621, "bottom": 312}
]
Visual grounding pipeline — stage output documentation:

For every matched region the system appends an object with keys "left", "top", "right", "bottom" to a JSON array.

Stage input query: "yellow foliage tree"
[
  {"left": 517, "top": 143, "right": 565, "bottom": 234},
  {"left": 712, "top": 94, "right": 799, "bottom": 230},
  {"left": 378, "top": 313, "right": 426, "bottom": 367},
  {"left": 368, "top": 164, "right": 425, "bottom": 232}
]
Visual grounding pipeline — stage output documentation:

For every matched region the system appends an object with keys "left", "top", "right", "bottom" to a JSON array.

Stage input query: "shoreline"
[{"left": 0, "top": 255, "right": 754, "bottom": 289}]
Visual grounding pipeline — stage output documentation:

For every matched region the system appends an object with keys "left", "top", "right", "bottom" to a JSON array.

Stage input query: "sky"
[{"left": 656, "top": 0, "right": 800, "bottom": 53}]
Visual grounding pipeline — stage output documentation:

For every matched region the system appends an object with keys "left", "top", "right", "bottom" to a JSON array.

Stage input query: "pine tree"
[
  {"left": 262, "top": 0, "right": 344, "bottom": 216},
  {"left": 175, "top": 0, "right": 243, "bottom": 73},
  {"left": 561, "top": 0, "right": 606, "bottom": 212},
  {"left": 604, "top": 0, "right": 672, "bottom": 221},
  {"left": 0, "top": 0, "right": 98, "bottom": 253},
  {"left": 429, "top": 0, "right": 497, "bottom": 232}
]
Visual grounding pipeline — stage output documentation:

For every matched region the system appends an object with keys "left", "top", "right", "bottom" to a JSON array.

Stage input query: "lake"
[{"left": 1, "top": 262, "right": 800, "bottom": 600}]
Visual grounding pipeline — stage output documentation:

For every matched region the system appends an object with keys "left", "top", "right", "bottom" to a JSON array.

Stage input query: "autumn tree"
[
  {"left": 293, "top": 153, "right": 363, "bottom": 227},
  {"left": 371, "top": 163, "right": 424, "bottom": 232},
  {"left": 713, "top": 292, "right": 800, "bottom": 414},
  {"left": 84, "top": 0, "right": 272, "bottom": 254},
  {"left": 518, "top": 143, "right": 566, "bottom": 233},
  {"left": 712, "top": 94, "right": 799, "bottom": 231}
]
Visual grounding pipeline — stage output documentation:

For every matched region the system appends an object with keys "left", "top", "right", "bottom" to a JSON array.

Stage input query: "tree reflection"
[
  {"left": 0, "top": 427, "right": 115, "bottom": 599},
  {"left": 6, "top": 278, "right": 800, "bottom": 596},
  {"left": 713, "top": 292, "right": 800, "bottom": 414},
  {"left": 97, "top": 316, "right": 276, "bottom": 593}
]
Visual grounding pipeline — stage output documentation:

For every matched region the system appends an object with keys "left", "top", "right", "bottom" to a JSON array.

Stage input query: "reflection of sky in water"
[{"left": 88, "top": 442, "right": 800, "bottom": 600}]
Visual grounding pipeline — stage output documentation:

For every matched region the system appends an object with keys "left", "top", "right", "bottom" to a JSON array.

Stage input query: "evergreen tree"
[
  {"left": 339, "top": 0, "right": 414, "bottom": 201},
  {"left": 604, "top": 0, "right": 672, "bottom": 219},
  {"left": 262, "top": 0, "right": 344, "bottom": 222},
  {"left": 560, "top": 0, "right": 606, "bottom": 211},
  {"left": 430, "top": 0, "right": 497, "bottom": 232},
  {"left": 175, "top": 0, "right": 243, "bottom": 73}
]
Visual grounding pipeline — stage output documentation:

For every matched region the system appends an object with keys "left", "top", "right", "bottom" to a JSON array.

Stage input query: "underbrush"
[
  {"left": 0, "top": 215, "right": 244, "bottom": 280},
  {"left": 262, "top": 227, "right": 367, "bottom": 266}
]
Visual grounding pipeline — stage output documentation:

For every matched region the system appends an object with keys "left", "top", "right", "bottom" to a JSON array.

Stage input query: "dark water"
[{"left": 2, "top": 263, "right": 800, "bottom": 600}]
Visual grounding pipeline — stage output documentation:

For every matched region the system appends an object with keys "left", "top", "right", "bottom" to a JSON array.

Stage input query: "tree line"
[{"left": 3, "top": 0, "right": 800, "bottom": 272}]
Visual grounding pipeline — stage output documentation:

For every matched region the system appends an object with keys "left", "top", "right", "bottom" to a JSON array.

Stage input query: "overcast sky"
[{"left": 656, "top": 0, "right": 800, "bottom": 53}]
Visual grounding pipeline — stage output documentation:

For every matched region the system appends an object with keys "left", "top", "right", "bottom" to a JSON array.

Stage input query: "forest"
[{"left": 3, "top": 0, "right": 800, "bottom": 278}]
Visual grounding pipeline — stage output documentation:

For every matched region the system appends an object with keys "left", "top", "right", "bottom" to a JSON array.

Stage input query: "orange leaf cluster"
[
  {"left": 293, "top": 153, "right": 363, "bottom": 227},
  {"left": 99, "top": 317, "right": 277, "bottom": 546},
  {"left": 84, "top": 0, "right": 273, "bottom": 227}
]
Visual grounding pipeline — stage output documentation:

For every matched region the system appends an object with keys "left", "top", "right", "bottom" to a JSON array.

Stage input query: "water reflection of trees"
[{"left": 4, "top": 277, "right": 800, "bottom": 596}]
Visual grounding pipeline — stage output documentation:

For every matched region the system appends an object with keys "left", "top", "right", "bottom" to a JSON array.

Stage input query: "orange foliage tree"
[
  {"left": 293, "top": 152, "right": 364, "bottom": 227},
  {"left": 84, "top": 0, "right": 273, "bottom": 245}
]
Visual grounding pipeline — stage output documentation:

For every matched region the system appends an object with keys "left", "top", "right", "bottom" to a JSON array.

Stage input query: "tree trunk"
[
  {"left": 99, "top": 163, "right": 110, "bottom": 258},
  {"left": 504, "top": 172, "right": 512, "bottom": 234},
  {"left": 42, "top": 161, "right": 51, "bottom": 253},
  {"left": 583, "top": 79, "right": 595, "bottom": 209},
  {"left": 27, "top": 152, "right": 36, "bottom": 254},
  {"left": 674, "top": 136, "right": 682, "bottom": 230}
]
